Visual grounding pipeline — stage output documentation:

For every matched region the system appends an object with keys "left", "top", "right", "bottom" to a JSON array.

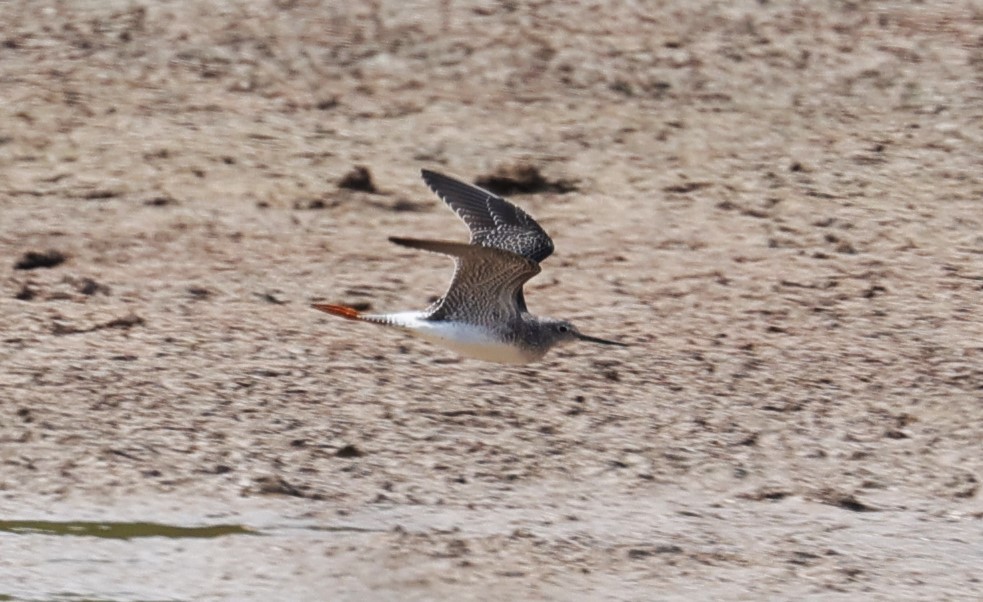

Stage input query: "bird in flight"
[{"left": 313, "top": 169, "right": 627, "bottom": 364}]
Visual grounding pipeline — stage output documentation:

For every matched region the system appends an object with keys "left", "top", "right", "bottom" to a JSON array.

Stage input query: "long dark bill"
[{"left": 577, "top": 333, "right": 629, "bottom": 347}]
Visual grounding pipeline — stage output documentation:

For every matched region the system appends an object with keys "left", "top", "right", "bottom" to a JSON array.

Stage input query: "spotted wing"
[
  {"left": 388, "top": 237, "right": 540, "bottom": 323},
  {"left": 421, "top": 169, "right": 555, "bottom": 263}
]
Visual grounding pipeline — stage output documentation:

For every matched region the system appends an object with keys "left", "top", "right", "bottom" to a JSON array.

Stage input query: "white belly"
[{"left": 384, "top": 313, "right": 537, "bottom": 364}]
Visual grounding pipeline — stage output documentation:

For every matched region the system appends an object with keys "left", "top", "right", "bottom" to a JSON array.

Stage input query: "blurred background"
[{"left": 1, "top": 1, "right": 981, "bottom": 600}]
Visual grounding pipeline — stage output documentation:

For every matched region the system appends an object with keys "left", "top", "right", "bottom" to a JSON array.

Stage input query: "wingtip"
[
  {"left": 421, "top": 168, "right": 467, "bottom": 187},
  {"left": 420, "top": 168, "right": 450, "bottom": 190},
  {"left": 311, "top": 303, "right": 362, "bottom": 320}
]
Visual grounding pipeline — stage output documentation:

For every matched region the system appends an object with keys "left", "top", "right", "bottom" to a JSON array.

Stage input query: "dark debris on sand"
[
  {"left": 474, "top": 164, "right": 578, "bottom": 196},
  {"left": 338, "top": 165, "right": 378, "bottom": 193},
  {"left": 14, "top": 250, "right": 67, "bottom": 270}
]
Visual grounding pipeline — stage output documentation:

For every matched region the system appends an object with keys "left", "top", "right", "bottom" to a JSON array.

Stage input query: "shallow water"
[
  {"left": 2, "top": 491, "right": 981, "bottom": 602},
  {"left": 0, "top": 521, "right": 256, "bottom": 540}
]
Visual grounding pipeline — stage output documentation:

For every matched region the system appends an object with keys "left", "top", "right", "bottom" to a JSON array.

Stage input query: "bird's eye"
[{"left": 558, "top": 324, "right": 570, "bottom": 333}]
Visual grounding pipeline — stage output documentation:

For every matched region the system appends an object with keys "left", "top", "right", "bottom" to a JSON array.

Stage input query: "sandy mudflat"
[{"left": 1, "top": 1, "right": 981, "bottom": 600}]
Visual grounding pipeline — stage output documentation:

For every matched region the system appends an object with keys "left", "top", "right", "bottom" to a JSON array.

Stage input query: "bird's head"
[{"left": 540, "top": 318, "right": 628, "bottom": 350}]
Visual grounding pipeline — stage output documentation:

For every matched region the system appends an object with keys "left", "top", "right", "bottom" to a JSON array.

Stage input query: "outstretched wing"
[
  {"left": 389, "top": 237, "right": 540, "bottom": 323},
  {"left": 421, "top": 169, "right": 555, "bottom": 263}
]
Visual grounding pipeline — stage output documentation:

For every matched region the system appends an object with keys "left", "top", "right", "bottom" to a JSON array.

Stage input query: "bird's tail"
[
  {"left": 312, "top": 303, "right": 402, "bottom": 327},
  {"left": 312, "top": 303, "right": 364, "bottom": 320}
]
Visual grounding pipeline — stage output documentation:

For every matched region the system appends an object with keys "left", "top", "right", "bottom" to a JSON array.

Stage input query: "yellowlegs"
[{"left": 313, "top": 169, "right": 627, "bottom": 364}]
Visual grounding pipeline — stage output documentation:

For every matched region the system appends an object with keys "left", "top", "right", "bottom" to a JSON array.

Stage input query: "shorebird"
[{"left": 313, "top": 169, "right": 627, "bottom": 364}]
